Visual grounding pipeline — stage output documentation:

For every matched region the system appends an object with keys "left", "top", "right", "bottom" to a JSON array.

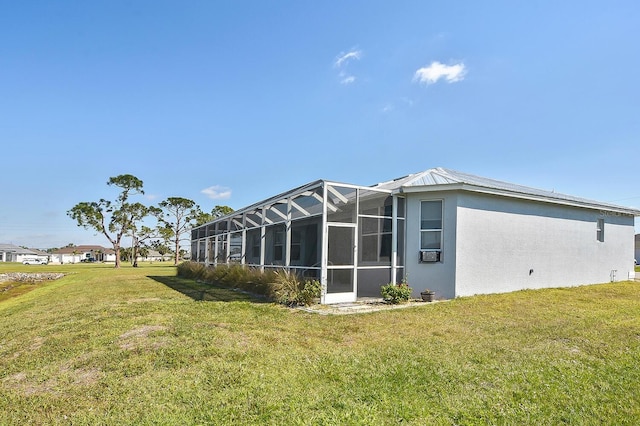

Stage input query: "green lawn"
[{"left": 1, "top": 262, "right": 639, "bottom": 425}]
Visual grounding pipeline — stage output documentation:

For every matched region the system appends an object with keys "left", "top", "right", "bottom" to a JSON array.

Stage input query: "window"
[
  {"left": 359, "top": 217, "right": 392, "bottom": 264},
  {"left": 291, "top": 229, "right": 301, "bottom": 261},
  {"left": 245, "top": 229, "right": 261, "bottom": 265},
  {"left": 265, "top": 224, "right": 285, "bottom": 265},
  {"left": 274, "top": 229, "right": 284, "bottom": 261},
  {"left": 229, "top": 232, "right": 242, "bottom": 263},
  {"left": 420, "top": 200, "right": 443, "bottom": 252},
  {"left": 290, "top": 219, "right": 320, "bottom": 267},
  {"left": 216, "top": 235, "right": 227, "bottom": 263},
  {"left": 251, "top": 233, "right": 260, "bottom": 258},
  {"left": 358, "top": 193, "right": 392, "bottom": 265},
  {"left": 597, "top": 218, "right": 605, "bottom": 242}
]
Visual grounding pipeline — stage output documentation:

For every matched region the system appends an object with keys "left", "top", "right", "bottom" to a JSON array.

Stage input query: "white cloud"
[
  {"left": 201, "top": 185, "right": 232, "bottom": 200},
  {"left": 334, "top": 49, "right": 362, "bottom": 85},
  {"left": 340, "top": 72, "right": 356, "bottom": 85},
  {"left": 413, "top": 61, "right": 466, "bottom": 85},
  {"left": 334, "top": 49, "right": 362, "bottom": 68}
]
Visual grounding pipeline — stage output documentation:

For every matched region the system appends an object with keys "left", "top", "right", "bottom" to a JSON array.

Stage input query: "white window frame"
[{"left": 420, "top": 200, "right": 443, "bottom": 254}]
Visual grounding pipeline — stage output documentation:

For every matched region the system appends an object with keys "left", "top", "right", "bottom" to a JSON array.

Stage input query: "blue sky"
[{"left": 1, "top": 1, "right": 639, "bottom": 248}]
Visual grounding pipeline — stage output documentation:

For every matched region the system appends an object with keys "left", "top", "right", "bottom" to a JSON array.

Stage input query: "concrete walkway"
[{"left": 296, "top": 298, "right": 436, "bottom": 315}]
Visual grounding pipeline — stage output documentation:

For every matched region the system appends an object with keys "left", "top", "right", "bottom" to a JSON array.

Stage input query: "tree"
[
  {"left": 194, "top": 205, "right": 234, "bottom": 226},
  {"left": 120, "top": 247, "right": 132, "bottom": 262},
  {"left": 151, "top": 239, "right": 171, "bottom": 261},
  {"left": 138, "top": 245, "right": 150, "bottom": 260},
  {"left": 211, "top": 205, "right": 234, "bottom": 218},
  {"left": 157, "top": 197, "right": 202, "bottom": 265},
  {"left": 67, "top": 174, "right": 146, "bottom": 268},
  {"left": 129, "top": 223, "right": 159, "bottom": 267}
]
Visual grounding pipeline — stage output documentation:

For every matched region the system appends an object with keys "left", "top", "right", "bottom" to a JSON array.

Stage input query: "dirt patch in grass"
[
  {"left": 11, "top": 336, "right": 47, "bottom": 359},
  {"left": 29, "top": 336, "right": 46, "bottom": 351},
  {"left": 126, "top": 297, "right": 162, "bottom": 304},
  {"left": 4, "top": 366, "right": 103, "bottom": 396},
  {"left": 118, "top": 325, "right": 169, "bottom": 350},
  {"left": 62, "top": 367, "right": 103, "bottom": 387}
]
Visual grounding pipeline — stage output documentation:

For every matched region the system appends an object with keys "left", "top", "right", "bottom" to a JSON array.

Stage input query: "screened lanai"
[{"left": 191, "top": 179, "right": 406, "bottom": 304}]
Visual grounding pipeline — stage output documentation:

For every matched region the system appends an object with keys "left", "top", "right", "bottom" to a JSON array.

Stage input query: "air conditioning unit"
[{"left": 419, "top": 251, "right": 440, "bottom": 263}]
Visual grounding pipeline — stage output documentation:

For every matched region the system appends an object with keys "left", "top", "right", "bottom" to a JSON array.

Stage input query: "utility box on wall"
[{"left": 419, "top": 251, "right": 440, "bottom": 263}]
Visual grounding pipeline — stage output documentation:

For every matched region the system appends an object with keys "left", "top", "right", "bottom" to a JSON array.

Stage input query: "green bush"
[
  {"left": 298, "top": 279, "right": 322, "bottom": 306},
  {"left": 271, "top": 270, "right": 321, "bottom": 307},
  {"left": 381, "top": 280, "right": 412, "bottom": 304}
]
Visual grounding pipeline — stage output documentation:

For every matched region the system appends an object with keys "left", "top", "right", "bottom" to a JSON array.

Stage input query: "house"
[
  {"left": 49, "top": 245, "right": 116, "bottom": 264},
  {"left": 136, "top": 250, "right": 172, "bottom": 262},
  {"left": 190, "top": 167, "right": 640, "bottom": 304},
  {"left": 635, "top": 234, "right": 640, "bottom": 265},
  {"left": 0, "top": 244, "right": 50, "bottom": 263}
]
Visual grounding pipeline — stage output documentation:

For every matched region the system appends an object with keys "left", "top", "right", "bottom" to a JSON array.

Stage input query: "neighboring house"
[
  {"left": 50, "top": 245, "right": 116, "bottom": 264},
  {"left": 136, "top": 250, "right": 172, "bottom": 262},
  {"left": 190, "top": 167, "right": 640, "bottom": 304},
  {"left": 0, "top": 244, "right": 50, "bottom": 263},
  {"left": 635, "top": 234, "right": 640, "bottom": 265}
]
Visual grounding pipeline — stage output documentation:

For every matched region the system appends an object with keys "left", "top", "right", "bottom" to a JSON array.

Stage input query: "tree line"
[{"left": 67, "top": 174, "right": 233, "bottom": 268}]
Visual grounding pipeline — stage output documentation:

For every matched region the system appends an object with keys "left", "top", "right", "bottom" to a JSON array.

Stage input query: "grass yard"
[{"left": 1, "top": 262, "right": 639, "bottom": 425}]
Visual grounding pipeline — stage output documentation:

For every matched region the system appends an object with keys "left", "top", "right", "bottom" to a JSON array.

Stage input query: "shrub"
[
  {"left": 218, "top": 264, "right": 248, "bottom": 288},
  {"left": 177, "top": 263, "right": 318, "bottom": 305},
  {"left": 298, "top": 279, "right": 322, "bottom": 306},
  {"left": 198, "top": 264, "right": 272, "bottom": 296},
  {"left": 270, "top": 270, "right": 299, "bottom": 306},
  {"left": 381, "top": 280, "right": 412, "bottom": 304},
  {"left": 271, "top": 270, "right": 321, "bottom": 307},
  {"left": 177, "top": 261, "right": 206, "bottom": 280},
  {"left": 245, "top": 267, "right": 277, "bottom": 296}
]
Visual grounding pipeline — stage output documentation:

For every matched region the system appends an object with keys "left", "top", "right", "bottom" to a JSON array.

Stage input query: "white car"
[{"left": 22, "top": 258, "right": 47, "bottom": 265}]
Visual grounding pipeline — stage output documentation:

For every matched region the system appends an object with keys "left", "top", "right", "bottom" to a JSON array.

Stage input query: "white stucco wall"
[
  {"left": 404, "top": 192, "right": 458, "bottom": 299},
  {"left": 454, "top": 193, "right": 636, "bottom": 297},
  {"left": 403, "top": 190, "right": 636, "bottom": 300}
]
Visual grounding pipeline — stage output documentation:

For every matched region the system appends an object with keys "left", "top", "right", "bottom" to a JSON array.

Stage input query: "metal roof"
[
  {"left": 372, "top": 167, "right": 640, "bottom": 216},
  {"left": 52, "top": 245, "right": 114, "bottom": 254},
  {"left": 0, "top": 244, "right": 39, "bottom": 255}
]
